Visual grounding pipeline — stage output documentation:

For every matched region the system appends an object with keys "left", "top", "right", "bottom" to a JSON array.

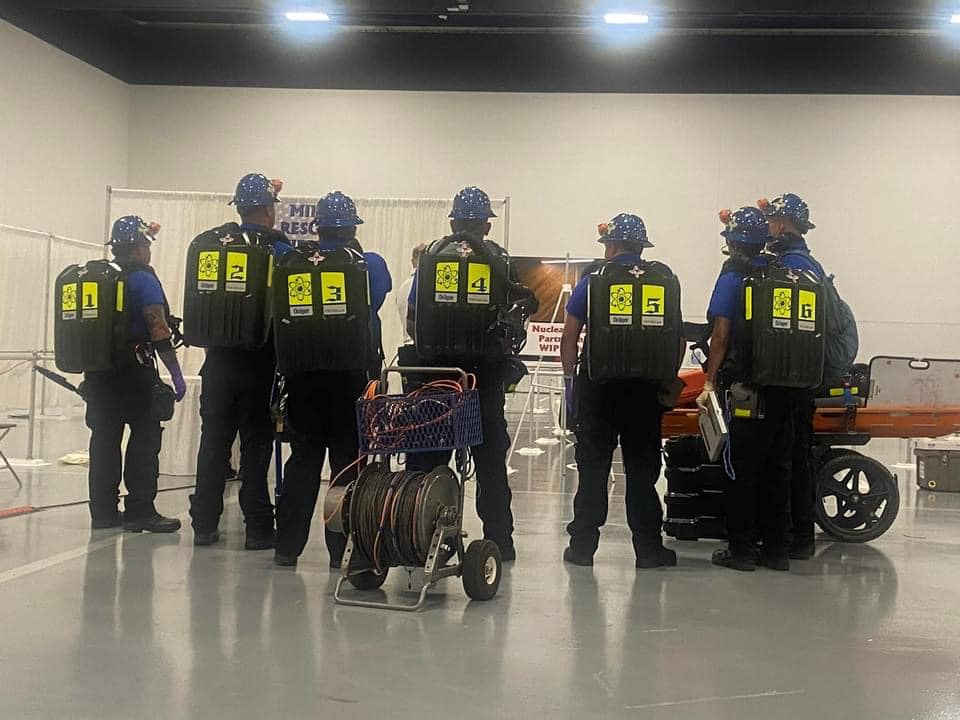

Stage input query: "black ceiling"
[{"left": 3, "top": 1, "right": 960, "bottom": 93}]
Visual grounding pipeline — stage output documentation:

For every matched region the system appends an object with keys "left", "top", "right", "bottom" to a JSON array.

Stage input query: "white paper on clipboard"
[{"left": 698, "top": 390, "right": 728, "bottom": 462}]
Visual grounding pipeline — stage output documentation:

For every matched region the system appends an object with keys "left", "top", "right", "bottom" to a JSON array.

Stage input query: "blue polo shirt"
[
  {"left": 707, "top": 254, "right": 769, "bottom": 323},
  {"left": 566, "top": 253, "right": 642, "bottom": 322},
  {"left": 124, "top": 270, "right": 166, "bottom": 342},
  {"left": 775, "top": 235, "right": 824, "bottom": 280}
]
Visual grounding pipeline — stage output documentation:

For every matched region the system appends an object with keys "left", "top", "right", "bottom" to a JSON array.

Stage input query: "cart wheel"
[
  {"left": 815, "top": 454, "right": 899, "bottom": 543},
  {"left": 462, "top": 540, "right": 501, "bottom": 601},
  {"left": 348, "top": 569, "right": 388, "bottom": 591},
  {"left": 816, "top": 447, "right": 863, "bottom": 468}
]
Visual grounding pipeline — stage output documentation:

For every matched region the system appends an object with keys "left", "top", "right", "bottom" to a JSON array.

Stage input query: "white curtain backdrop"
[{"left": 0, "top": 224, "right": 101, "bottom": 416}]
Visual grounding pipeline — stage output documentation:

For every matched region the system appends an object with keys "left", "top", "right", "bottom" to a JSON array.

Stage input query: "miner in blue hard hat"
[
  {"left": 760, "top": 193, "right": 857, "bottom": 562},
  {"left": 562, "top": 212, "right": 685, "bottom": 570},
  {"left": 80, "top": 216, "right": 184, "bottom": 533},
  {"left": 188, "top": 172, "right": 294, "bottom": 551},
  {"left": 273, "top": 191, "right": 392, "bottom": 569},
  {"left": 401, "top": 186, "right": 538, "bottom": 563}
]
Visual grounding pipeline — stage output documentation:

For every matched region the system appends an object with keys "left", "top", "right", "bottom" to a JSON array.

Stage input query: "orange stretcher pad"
[{"left": 666, "top": 369, "right": 960, "bottom": 440}]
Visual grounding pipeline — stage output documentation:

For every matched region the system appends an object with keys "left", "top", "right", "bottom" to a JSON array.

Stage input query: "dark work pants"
[
  {"left": 189, "top": 350, "right": 275, "bottom": 537},
  {"left": 790, "top": 391, "right": 817, "bottom": 546},
  {"left": 567, "top": 374, "right": 665, "bottom": 557},
  {"left": 403, "top": 358, "right": 514, "bottom": 551},
  {"left": 275, "top": 372, "right": 366, "bottom": 559},
  {"left": 84, "top": 366, "right": 161, "bottom": 522},
  {"left": 726, "top": 387, "right": 797, "bottom": 554}
]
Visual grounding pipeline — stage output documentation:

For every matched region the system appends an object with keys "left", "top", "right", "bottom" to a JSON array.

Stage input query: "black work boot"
[
  {"left": 758, "top": 547, "right": 791, "bottom": 571},
  {"left": 193, "top": 529, "right": 221, "bottom": 546},
  {"left": 486, "top": 536, "right": 516, "bottom": 563},
  {"left": 712, "top": 547, "right": 757, "bottom": 572},
  {"left": 789, "top": 539, "right": 815, "bottom": 560},
  {"left": 123, "top": 513, "right": 181, "bottom": 534},
  {"left": 563, "top": 546, "right": 594, "bottom": 567},
  {"left": 635, "top": 546, "right": 678, "bottom": 569},
  {"left": 245, "top": 534, "right": 275, "bottom": 551},
  {"left": 274, "top": 552, "right": 298, "bottom": 568}
]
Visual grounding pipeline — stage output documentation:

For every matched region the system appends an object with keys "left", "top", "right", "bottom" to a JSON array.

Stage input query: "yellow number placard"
[
  {"left": 226, "top": 251, "right": 248, "bottom": 282},
  {"left": 467, "top": 263, "right": 490, "bottom": 304},
  {"left": 609, "top": 284, "right": 633, "bottom": 315},
  {"left": 81, "top": 281, "right": 99, "bottom": 319},
  {"left": 772, "top": 287, "right": 793, "bottom": 319},
  {"left": 82, "top": 282, "right": 98, "bottom": 310},
  {"left": 467, "top": 264, "right": 490, "bottom": 294},
  {"left": 321, "top": 272, "right": 346, "bottom": 304},
  {"left": 798, "top": 290, "right": 816, "bottom": 321},
  {"left": 641, "top": 285, "right": 665, "bottom": 316}
]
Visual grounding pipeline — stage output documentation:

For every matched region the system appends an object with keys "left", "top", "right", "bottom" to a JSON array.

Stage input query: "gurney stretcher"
[{"left": 660, "top": 357, "right": 960, "bottom": 542}]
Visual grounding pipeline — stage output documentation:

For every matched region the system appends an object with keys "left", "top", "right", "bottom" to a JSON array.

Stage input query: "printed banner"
[{"left": 513, "top": 256, "right": 596, "bottom": 360}]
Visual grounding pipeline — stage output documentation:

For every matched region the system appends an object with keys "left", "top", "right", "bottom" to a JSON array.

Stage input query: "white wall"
[
  {"left": 126, "top": 86, "right": 960, "bottom": 360},
  {"left": 0, "top": 20, "right": 129, "bottom": 242}
]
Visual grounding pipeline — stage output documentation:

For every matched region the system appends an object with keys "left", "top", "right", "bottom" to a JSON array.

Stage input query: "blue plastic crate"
[{"left": 357, "top": 388, "right": 482, "bottom": 454}]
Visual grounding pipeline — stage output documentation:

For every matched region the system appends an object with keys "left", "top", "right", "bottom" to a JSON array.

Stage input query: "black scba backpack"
[
  {"left": 738, "top": 260, "right": 825, "bottom": 389},
  {"left": 54, "top": 260, "right": 129, "bottom": 373},
  {"left": 182, "top": 223, "right": 278, "bottom": 349},
  {"left": 781, "top": 250, "right": 859, "bottom": 381},
  {"left": 272, "top": 245, "right": 371, "bottom": 377},
  {"left": 584, "top": 259, "right": 682, "bottom": 382},
  {"left": 415, "top": 233, "right": 536, "bottom": 361}
]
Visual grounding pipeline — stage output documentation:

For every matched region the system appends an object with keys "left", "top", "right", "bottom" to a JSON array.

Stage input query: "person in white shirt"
[{"left": 396, "top": 243, "right": 426, "bottom": 345}]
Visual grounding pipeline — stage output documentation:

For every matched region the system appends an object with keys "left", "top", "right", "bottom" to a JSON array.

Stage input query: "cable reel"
[{"left": 324, "top": 463, "right": 461, "bottom": 573}]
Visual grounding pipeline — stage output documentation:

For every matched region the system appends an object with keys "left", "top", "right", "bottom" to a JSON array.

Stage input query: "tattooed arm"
[{"left": 143, "top": 304, "right": 187, "bottom": 400}]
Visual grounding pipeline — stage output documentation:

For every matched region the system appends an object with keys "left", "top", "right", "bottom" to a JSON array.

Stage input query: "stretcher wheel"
[
  {"left": 462, "top": 540, "right": 501, "bottom": 601},
  {"left": 816, "top": 447, "right": 862, "bottom": 467},
  {"left": 815, "top": 454, "right": 899, "bottom": 543},
  {"left": 348, "top": 569, "right": 388, "bottom": 591}
]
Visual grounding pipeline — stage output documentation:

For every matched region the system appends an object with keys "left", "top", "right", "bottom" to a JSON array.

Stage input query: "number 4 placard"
[{"left": 467, "top": 263, "right": 491, "bottom": 305}]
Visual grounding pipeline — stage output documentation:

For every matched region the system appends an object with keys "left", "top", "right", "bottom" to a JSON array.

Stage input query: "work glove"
[
  {"left": 563, "top": 376, "right": 576, "bottom": 431},
  {"left": 696, "top": 381, "right": 715, "bottom": 413},
  {"left": 171, "top": 367, "right": 187, "bottom": 402}
]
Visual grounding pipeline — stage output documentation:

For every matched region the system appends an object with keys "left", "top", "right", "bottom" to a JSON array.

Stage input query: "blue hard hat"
[
  {"left": 108, "top": 215, "right": 158, "bottom": 246},
  {"left": 229, "top": 173, "right": 282, "bottom": 208},
  {"left": 597, "top": 213, "right": 653, "bottom": 249},
  {"left": 449, "top": 186, "right": 497, "bottom": 220},
  {"left": 719, "top": 207, "right": 771, "bottom": 245},
  {"left": 315, "top": 191, "right": 363, "bottom": 228},
  {"left": 759, "top": 193, "right": 815, "bottom": 232}
]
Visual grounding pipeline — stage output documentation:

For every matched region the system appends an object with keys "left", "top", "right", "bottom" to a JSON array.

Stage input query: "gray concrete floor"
[{"left": 1, "top": 406, "right": 959, "bottom": 719}]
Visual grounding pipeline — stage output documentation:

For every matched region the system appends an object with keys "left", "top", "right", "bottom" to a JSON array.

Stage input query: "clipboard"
[{"left": 698, "top": 390, "right": 728, "bottom": 462}]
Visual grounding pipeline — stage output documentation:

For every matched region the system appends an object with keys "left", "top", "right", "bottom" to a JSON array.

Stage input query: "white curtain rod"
[
  {"left": 0, "top": 223, "right": 101, "bottom": 250},
  {"left": 108, "top": 188, "right": 506, "bottom": 205}
]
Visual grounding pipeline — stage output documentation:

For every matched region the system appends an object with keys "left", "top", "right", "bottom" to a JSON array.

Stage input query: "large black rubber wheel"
[
  {"left": 815, "top": 454, "right": 899, "bottom": 543},
  {"left": 462, "top": 540, "right": 502, "bottom": 601},
  {"left": 348, "top": 569, "right": 388, "bottom": 591},
  {"left": 816, "top": 447, "right": 863, "bottom": 468}
]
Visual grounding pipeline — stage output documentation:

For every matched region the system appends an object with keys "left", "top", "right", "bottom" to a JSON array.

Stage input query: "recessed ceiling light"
[
  {"left": 285, "top": 10, "right": 330, "bottom": 22},
  {"left": 951, "top": 13, "right": 960, "bottom": 23},
  {"left": 603, "top": 12, "right": 650, "bottom": 25}
]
